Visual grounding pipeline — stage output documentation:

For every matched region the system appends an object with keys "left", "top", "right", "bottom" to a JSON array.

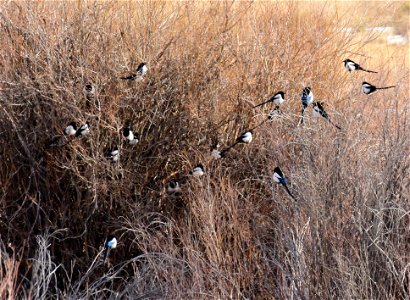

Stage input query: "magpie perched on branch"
[
  {"left": 83, "top": 84, "right": 95, "bottom": 100},
  {"left": 106, "top": 147, "right": 119, "bottom": 162},
  {"left": 300, "top": 87, "right": 313, "bottom": 124},
  {"left": 190, "top": 164, "right": 205, "bottom": 177},
  {"left": 64, "top": 122, "right": 77, "bottom": 136},
  {"left": 273, "top": 167, "right": 295, "bottom": 200},
  {"left": 123, "top": 122, "right": 139, "bottom": 145},
  {"left": 362, "top": 81, "right": 395, "bottom": 95},
  {"left": 312, "top": 102, "right": 341, "bottom": 130},
  {"left": 103, "top": 235, "right": 117, "bottom": 262},
  {"left": 75, "top": 122, "right": 90, "bottom": 138},
  {"left": 253, "top": 91, "right": 285, "bottom": 108},
  {"left": 120, "top": 62, "right": 148, "bottom": 80},
  {"left": 343, "top": 59, "right": 377, "bottom": 73}
]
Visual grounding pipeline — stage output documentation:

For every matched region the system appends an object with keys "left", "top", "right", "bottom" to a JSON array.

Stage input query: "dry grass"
[{"left": 0, "top": 1, "right": 409, "bottom": 299}]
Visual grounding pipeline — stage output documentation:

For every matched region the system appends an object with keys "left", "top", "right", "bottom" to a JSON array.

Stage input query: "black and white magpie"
[
  {"left": 300, "top": 87, "right": 313, "bottom": 124},
  {"left": 64, "top": 122, "right": 77, "bottom": 136},
  {"left": 106, "top": 147, "right": 119, "bottom": 162},
  {"left": 254, "top": 91, "right": 285, "bottom": 108},
  {"left": 273, "top": 167, "right": 295, "bottom": 200},
  {"left": 362, "top": 81, "right": 395, "bottom": 95},
  {"left": 343, "top": 59, "right": 377, "bottom": 73},
  {"left": 190, "top": 164, "right": 205, "bottom": 177},
  {"left": 136, "top": 62, "right": 148, "bottom": 76},
  {"left": 103, "top": 235, "right": 117, "bottom": 262},
  {"left": 312, "top": 102, "right": 341, "bottom": 129},
  {"left": 83, "top": 84, "right": 95, "bottom": 99},
  {"left": 123, "top": 126, "right": 139, "bottom": 145},
  {"left": 75, "top": 122, "right": 90, "bottom": 137},
  {"left": 166, "top": 180, "right": 182, "bottom": 196},
  {"left": 120, "top": 62, "right": 148, "bottom": 80}
]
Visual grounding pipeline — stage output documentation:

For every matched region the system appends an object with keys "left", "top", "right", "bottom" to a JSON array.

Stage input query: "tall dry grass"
[{"left": 0, "top": 1, "right": 409, "bottom": 299}]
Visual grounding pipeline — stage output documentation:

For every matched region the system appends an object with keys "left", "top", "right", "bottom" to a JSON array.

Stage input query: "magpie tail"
[
  {"left": 377, "top": 86, "right": 395, "bottom": 90},
  {"left": 224, "top": 141, "right": 240, "bottom": 152},
  {"left": 328, "top": 119, "right": 342, "bottom": 130},
  {"left": 253, "top": 100, "right": 270, "bottom": 108},
  {"left": 283, "top": 183, "right": 296, "bottom": 200},
  {"left": 363, "top": 69, "right": 378, "bottom": 74}
]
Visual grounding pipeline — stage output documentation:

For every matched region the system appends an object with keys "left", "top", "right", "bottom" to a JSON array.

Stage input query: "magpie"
[
  {"left": 312, "top": 102, "right": 341, "bottom": 129},
  {"left": 120, "top": 62, "right": 148, "bottom": 80},
  {"left": 106, "top": 147, "right": 119, "bottom": 162},
  {"left": 343, "top": 59, "right": 377, "bottom": 73},
  {"left": 103, "top": 235, "right": 117, "bottom": 262},
  {"left": 136, "top": 62, "right": 148, "bottom": 76},
  {"left": 254, "top": 91, "right": 285, "bottom": 108},
  {"left": 64, "top": 122, "right": 77, "bottom": 136},
  {"left": 190, "top": 164, "right": 205, "bottom": 177},
  {"left": 273, "top": 167, "right": 295, "bottom": 200},
  {"left": 166, "top": 180, "right": 182, "bottom": 196},
  {"left": 362, "top": 81, "right": 395, "bottom": 95},
  {"left": 123, "top": 126, "right": 139, "bottom": 145},
  {"left": 83, "top": 84, "right": 95, "bottom": 99},
  {"left": 300, "top": 87, "right": 313, "bottom": 124},
  {"left": 75, "top": 122, "right": 90, "bottom": 137}
]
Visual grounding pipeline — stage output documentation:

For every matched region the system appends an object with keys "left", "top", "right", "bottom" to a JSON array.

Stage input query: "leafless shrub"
[{"left": 0, "top": 1, "right": 409, "bottom": 299}]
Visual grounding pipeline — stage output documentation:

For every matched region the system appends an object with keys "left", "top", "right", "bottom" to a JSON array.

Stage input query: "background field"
[{"left": 0, "top": 1, "right": 409, "bottom": 299}]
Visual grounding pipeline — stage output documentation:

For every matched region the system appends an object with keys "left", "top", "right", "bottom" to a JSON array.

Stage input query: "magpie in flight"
[
  {"left": 362, "top": 81, "right": 395, "bottom": 95},
  {"left": 123, "top": 125, "right": 139, "bottom": 145},
  {"left": 106, "top": 147, "right": 119, "bottom": 162},
  {"left": 64, "top": 122, "right": 77, "bottom": 136},
  {"left": 273, "top": 167, "right": 295, "bottom": 200},
  {"left": 190, "top": 164, "right": 205, "bottom": 177},
  {"left": 312, "top": 102, "right": 341, "bottom": 130},
  {"left": 120, "top": 62, "right": 148, "bottom": 80},
  {"left": 103, "top": 235, "right": 117, "bottom": 262},
  {"left": 75, "top": 122, "right": 90, "bottom": 138},
  {"left": 254, "top": 91, "right": 285, "bottom": 108},
  {"left": 300, "top": 87, "right": 313, "bottom": 124},
  {"left": 343, "top": 59, "right": 377, "bottom": 73}
]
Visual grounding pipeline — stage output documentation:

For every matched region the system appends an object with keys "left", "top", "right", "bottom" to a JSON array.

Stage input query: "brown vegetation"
[{"left": 0, "top": 1, "right": 409, "bottom": 299}]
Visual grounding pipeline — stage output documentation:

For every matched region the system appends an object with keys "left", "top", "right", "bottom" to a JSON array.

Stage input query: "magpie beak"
[
  {"left": 75, "top": 122, "right": 90, "bottom": 137},
  {"left": 343, "top": 59, "right": 377, "bottom": 73},
  {"left": 190, "top": 164, "right": 205, "bottom": 177},
  {"left": 254, "top": 91, "right": 285, "bottom": 108},
  {"left": 64, "top": 122, "right": 77, "bottom": 136},
  {"left": 123, "top": 126, "right": 139, "bottom": 145},
  {"left": 312, "top": 102, "right": 341, "bottom": 130},
  {"left": 103, "top": 235, "right": 117, "bottom": 262},
  {"left": 273, "top": 167, "right": 295, "bottom": 200},
  {"left": 300, "top": 87, "right": 314, "bottom": 124},
  {"left": 106, "top": 147, "right": 119, "bottom": 162},
  {"left": 362, "top": 81, "right": 395, "bottom": 95}
]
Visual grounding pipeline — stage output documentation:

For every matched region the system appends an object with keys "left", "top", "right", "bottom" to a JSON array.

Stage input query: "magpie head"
[
  {"left": 123, "top": 127, "right": 131, "bottom": 137},
  {"left": 277, "top": 91, "right": 285, "bottom": 98}
]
